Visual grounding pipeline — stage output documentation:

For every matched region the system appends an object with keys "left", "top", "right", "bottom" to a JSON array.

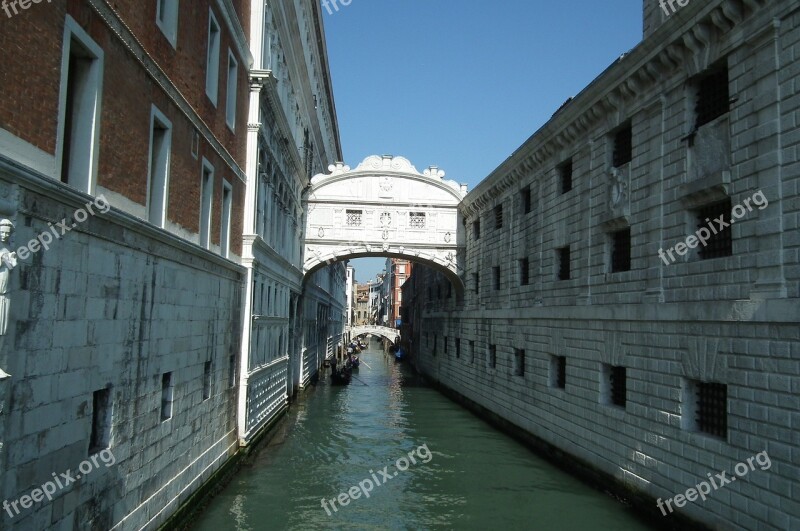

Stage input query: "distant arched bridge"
[{"left": 348, "top": 325, "right": 399, "bottom": 344}]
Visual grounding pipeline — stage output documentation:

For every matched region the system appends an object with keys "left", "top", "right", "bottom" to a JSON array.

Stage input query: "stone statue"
[{"left": 0, "top": 219, "right": 16, "bottom": 369}]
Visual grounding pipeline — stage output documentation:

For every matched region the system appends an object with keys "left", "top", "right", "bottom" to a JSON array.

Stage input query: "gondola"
[{"left": 330, "top": 361, "right": 352, "bottom": 385}]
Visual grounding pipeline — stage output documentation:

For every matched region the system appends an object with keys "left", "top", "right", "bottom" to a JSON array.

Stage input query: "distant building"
[{"left": 385, "top": 258, "right": 412, "bottom": 328}]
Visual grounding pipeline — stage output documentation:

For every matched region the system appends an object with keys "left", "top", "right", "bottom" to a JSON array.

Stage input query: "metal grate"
[
  {"left": 697, "top": 382, "right": 727, "bottom": 438},
  {"left": 696, "top": 65, "right": 729, "bottom": 128},
  {"left": 560, "top": 160, "right": 573, "bottom": 194},
  {"left": 555, "top": 356, "right": 566, "bottom": 388},
  {"left": 409, "top": 212, "right": 426, "bottom": 229},
  {"left": 696, "top": 200, "right": 733, "bottom": 259},
  {"left": 611, "top": 228, "right": 632, "bottom": 273},
  {"left": 521, "top": 186, "right": 532, "bottom": 214},
  {"left": 515, "top": 349, "right": 525, "bottom": 376},
  {"left": 520, "top": 258, "right": 530, "bottom": 286},
  {"left": 494, "top": 205, "right": 504, "bottom": 229},
  {"left": 610, "top": 366, "right": 627, "bottom": 407},
  {"left": 557, "top": 247, "right": 571, "bottom": 281},
  {"left": 613, "top": 124, "right": 633, "bottom": 168},
  {"left": 345, "top": 209, "right": 362, "bottom": 227}
]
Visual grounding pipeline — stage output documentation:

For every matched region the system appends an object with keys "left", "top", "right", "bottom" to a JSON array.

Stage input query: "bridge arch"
[
  {"left": 348, "top": 325, "right": 399, "bottom": 344},
  {"left": 303, "top": 155, "right": 467, "bottom": 293}
]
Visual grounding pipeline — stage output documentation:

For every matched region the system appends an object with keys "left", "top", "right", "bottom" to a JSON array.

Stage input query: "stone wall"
[{"left": 404, "top": 1, "right": 800, "bottom": 529}]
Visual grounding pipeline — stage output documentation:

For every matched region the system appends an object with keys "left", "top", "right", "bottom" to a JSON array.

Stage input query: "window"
[
  {"left": 493, "top": 266, "right": 500, "bottom": 291},
  {"left": 89, "top": 387, "right": 112, "bottom": 454},
  {"left": 473, "top": 273, "right": 479, "bottom": 294},
  {"left": 551, "top": 355, "right": 566, "bottom": 389},
  {"left": 220, "top": 181, "right": 232, "bottom": 258},
  {"left": 488, "top": 344, "right": 497, "bottom": 369},
  {"left": 613, "top": 123, "right": 633, "bottom": 168},
  {"left": 602, "top": 364, "right": 627, "bottom": 408},
  {"left": 514, "top": 349, "right": 525, "bottom": 377},
  {"left": 559, "top": 159, "right": 573, "bottom": 194},
  {"left": 161, "top": 372, "right": 174, "bottom": 421},
  {"left": 611, "top": 228, "right": 631, "bottom": 273},
  {"left": 557, "top": 246, "right": 571, "bottom": 281},
  {"left": 148, "top": 106, "right": 172, "bottom": 228},
  {"left": 206, "top": 9, "right": 221, "bottom": 105},
  {"left": 409, "top": 212, "right": 426, "bottom": 229},
  {"left": 444, "top": 337, "right": 448, "bottom": 355},
  {"left": 494, "top": 204, "right": 503, "bottom": 229},
  {"left": 695, "top": 63, "right": 730, "bottom": 128},
  {"left": 696, "top": 199, "right": 732, "bottom": 259},
  {"left": 156, "top": 0, "right": 179, "bottom": 47},
  {"left": 346, "top": 209, "right": 363, "bottom": 227},
  {"left": 228, "top": 355, "right": 236, "bottom": 388},
  {"left": 519, "top": 258, "right": 529, "bottom": 286},
  {"left": 200, "top": 160, "right": 214, "bottom": 249},
  {"left": 684, "top": 379, "right": 727, "bottom": 439},
  {"left": 455, "top": 338, "right": 461, "bottom": 359},
  {"left": 469, "top": 340, "right": 475, "bottom": 364},
  {"left": 203, "top": 361, "right": 212, "bottom": 400},
  {"left": 520, "top": 186, "right": 532, "bottom": 214},
  {"left": 473, "top": 220, "right": 481, "bottom": 240},
  {"left": 59, "top": 17, "right": 104, "bottom": 194},
  {"left": 225, "top": 51, "right": 238, "bottom": 130}
]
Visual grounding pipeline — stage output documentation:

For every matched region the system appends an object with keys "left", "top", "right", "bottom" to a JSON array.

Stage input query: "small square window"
[
  {"left": 494, "top": 205, "right": 503, "bottom": 230},
  {"left": 488, "top": 344, "right": 497, "bottom": 369},
  {"left": 559, "top": 159, "right": 573, "bottom": 194},
  {"left": 550, "top": 355, "right": 566, "bottom": 389},
  {"left": 684, "top": 379, "right": 727, "bottom": 439},
  {"left": 346, "top": 209, "right": 363, "bottom": 227},
  {"left": 602, "top": 364, "right": 627, "bottom": 408},
  {"left": 557, "top": 246, "right": 571, "bottom": 281},
  {"left": 514, "top": 349, "right": 525, "bottom": 377},
  {"left": 519, "top": 258, "right": 530, "bottom": 286},
  {"left": 520, "top": 186, "right": 532, "bottom": 214},
  {"left": 409, "top": 212, "right": 426, "bottom": 229},
  {"left": 613, "top": 123, "right": 633, "bottom": 168},
  {"left": 611, "top": 228, "right": 631, "bottom": 273}
]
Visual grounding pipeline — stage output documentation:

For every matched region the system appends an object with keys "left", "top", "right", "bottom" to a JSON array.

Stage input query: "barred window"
[
  {"left": 613, "top": 123, "right": 633, "bottom": 168},
  {"left": 551, "top": 356, "right": 566, "bottom": 389},
  {"left": 493, "top": 266, "right": 501, "bottom": 290},
  {"left": 520, "top": 186, "right": 532, "bottom": 214},
  {"left": 346, "top": 209, "right": 363, "bottom": 227},
  {"left": 488, "top": 344, "right": 497, "bottom": 369},
  {"left": 514, "top": 349, "right": 525, "bottom": 377},
  {"left": 519, "top": 258, "right": 530, "bottom": 286},
  {"left": 455, "top": 338, "right": 461, "bottom": 359},
  {"left": 559, "top": 159, "right": 573, "bottom": 194},
  {"left": 557, "top": 246, "right": 571, "bottom": 281},
  {"left": 494, "top": 205, "right": 504, "bottom": 229},
  {"left": 696, "top": 63, "right": 730, "bottom": 129},
  {"left": 696, "top": 199, "right": 732, "bottom": 259},
  {"left": 409, "top": 212, "right": 426, "bottom": 229},
  {"left": 473, "top": 273, "right": 480, "bottom": 294},
  {"left": 611, "top": 228, "right": 631, "bottom": 273},
  {"left": 697, "top": 382, "right": 727, "bottom": 438},
  {"left": 473, "top": 220, "right": 481, "bottom": 240},
  {"left": 609, "top": 365, "right": 627, "bottom": 407}
]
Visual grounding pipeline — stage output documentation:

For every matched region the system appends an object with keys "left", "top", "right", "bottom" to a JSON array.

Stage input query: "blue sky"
[{"left": 323, "top": 1, "right": 643, "bottom": 282}]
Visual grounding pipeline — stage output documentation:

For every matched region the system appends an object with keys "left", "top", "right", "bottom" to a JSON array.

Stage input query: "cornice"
[{"left": 215, "top": 0, "right": 254, "bottom": 68}]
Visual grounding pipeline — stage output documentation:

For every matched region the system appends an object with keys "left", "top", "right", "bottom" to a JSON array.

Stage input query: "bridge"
[
  {"left": 347, "top": 325, "right": 400, "bottom": 344},
  {"left": 303, "top": 155, "right": 468, "bottom": 294}
]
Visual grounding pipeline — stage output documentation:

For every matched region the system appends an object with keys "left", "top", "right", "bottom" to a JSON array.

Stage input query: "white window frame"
[
  {"left": 205, "top": 9, "right": 221, "bottom": 106},
  {"left": 156, "top": 0, "right": 179, "bottom": 48},
  {"left": 225, "top": 50, "right": 238, "bottom": 131},
  {"left": 146, "top": 105, "right": 172, "bottom": 228},
  {"left": 56, "top": 16, "right": 105, "bottom": 195},
  {"left": 221, "top": 180, "right": 232, "bottom": 258},
  {"left": 199, "top": 158, "right": 214, "bottom": 249}
]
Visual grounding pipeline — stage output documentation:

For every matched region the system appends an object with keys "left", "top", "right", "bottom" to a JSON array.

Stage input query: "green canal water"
[{"left": 192, "top": 339, "right": 653, "bottom": 531}]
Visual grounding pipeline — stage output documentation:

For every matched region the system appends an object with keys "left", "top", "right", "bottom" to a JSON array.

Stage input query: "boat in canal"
[{"left": 330, "top": 358, "right": 353, "bottom": 386}]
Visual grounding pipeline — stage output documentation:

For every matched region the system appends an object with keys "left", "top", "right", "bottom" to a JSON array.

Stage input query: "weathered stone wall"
[
  {"left": 0, "top": 170, "right": 243, "bottom": 530},
  {"left": 405, "top": 1, "right": 800, "bottom": 529}
]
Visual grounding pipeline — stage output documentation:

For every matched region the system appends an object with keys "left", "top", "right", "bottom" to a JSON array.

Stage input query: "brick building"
[{"left": 403, "top": 1, "right": 800, "bottom": 528}]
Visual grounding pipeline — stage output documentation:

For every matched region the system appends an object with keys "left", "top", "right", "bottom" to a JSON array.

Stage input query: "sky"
[{"left": 322, "top": 0, "right": 644, "bottom": 282}]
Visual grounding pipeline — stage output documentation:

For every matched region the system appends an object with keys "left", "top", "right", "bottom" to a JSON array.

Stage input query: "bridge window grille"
[
  {"left": 409, "top": 212, "right": 426, "bottom": 229},
  {"left": 696, "top": 199, "right": 732, "bottom": 260},
  {"left": 519, "top": 258, "right": 530, "bottom": 286},
  {"left": 557, "top": 246, "right": 571, "bottom": 281},
  {"left": 514, "top": 349, "right": 525, "bottom": 377},
  {"left": 609, "top": 365, "right": 627, "bottom": 407},
  {"left": 346, "top": 209, "right": 362, "bottom": 227},
  {"left": 559, "top": 159, "right": 573, "bottom": 194},
  {"left": 494, "top": 205, "right": 503, "bottom": 229},
  {"left": 551, "top": 355, "right": 566, "bottom": 389},
  {"left": 697, "top": 382, "right": 727, "bottom": 438},
  {"left": 695, "top": 63, "right": 730, "bottom": 129},
  {"left": 611, "top": 228, "right": 632, "bottom": 273},
  {"left": 612, "top": 123, "right": 633, "bottom": 168},
  {"left": 488, "top": 344, "right": 497, "bottom": 369}
]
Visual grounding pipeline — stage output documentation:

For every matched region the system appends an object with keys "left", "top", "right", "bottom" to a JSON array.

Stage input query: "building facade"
[
  {"left": 385, "top": 258, "right": 412, "bottom": 328},
  {"left": 0, "top": 0, "right": 344, "bottom": 528},
  {"left": 403, "top": 1, "right": 800, "bottom": 529}
]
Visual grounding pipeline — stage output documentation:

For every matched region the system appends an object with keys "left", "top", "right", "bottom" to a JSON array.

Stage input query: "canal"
[{"left": 193, "top": 339, "right": 653, "bottom": 530}]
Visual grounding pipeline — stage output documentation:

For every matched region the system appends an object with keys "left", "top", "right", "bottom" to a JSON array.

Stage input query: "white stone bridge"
[
  {"left": 348, "top": 325, "right": 400, "bottom": 344},
  {"left": 303, "top": 155, "right": 468, "bottom": 293}
]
